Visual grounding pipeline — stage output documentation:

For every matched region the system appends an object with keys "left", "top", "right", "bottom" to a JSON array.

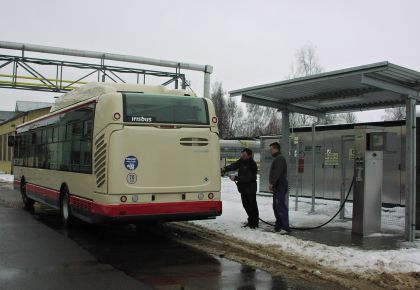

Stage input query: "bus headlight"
[
  {"left": 132, "top": 195, "right": 139, "bottom": 202},
  {"left": 208, "top": 192, "right": 214, "bottom": 199},
  {"left": 198, "top": 193, "right": 204, "bottom": 200},
  {"left": 120, "top": 195, "right": 127, "bottom": 203}
]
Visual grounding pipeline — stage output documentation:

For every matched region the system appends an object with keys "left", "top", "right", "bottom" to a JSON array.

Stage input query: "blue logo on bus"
[{"left": 124, "top": 156, "right": 138, "bottom": 170}]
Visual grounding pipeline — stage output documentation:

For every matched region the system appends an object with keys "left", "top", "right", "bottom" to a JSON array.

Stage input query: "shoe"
[
  {"left": 242, "top": 223, "right": 249, "bottom": 228},
  {"left": 249, "top": 224, "right": 259, "bottom": 229},
  {"left": 274, "top": 227, "right": 291, "bottom": 234}
]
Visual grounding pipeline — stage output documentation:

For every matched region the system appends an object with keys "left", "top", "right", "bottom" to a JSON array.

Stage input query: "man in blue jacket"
[{"left": 222, "top": 148, "right": 259, "bottom": 228}]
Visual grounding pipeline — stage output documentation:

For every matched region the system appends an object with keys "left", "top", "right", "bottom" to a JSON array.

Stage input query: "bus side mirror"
[{"left": 8, "top": 136, "right": 15, "bottom": 147}]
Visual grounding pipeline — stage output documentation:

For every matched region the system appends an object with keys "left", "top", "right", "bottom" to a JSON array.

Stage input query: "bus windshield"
[{"left": 123, "top": 93, "right": 209, "bottom": 125}]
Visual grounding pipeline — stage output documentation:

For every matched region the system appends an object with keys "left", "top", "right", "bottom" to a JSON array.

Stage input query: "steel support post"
[
  {"left": 310, "top": 119, "right": 319, "bottom": 213},
  {"left": 405, "top": 96, "right": 417, "bottom": 241},
  {"left": 295, "top": 140, "right": 299, "bottom": 211},
  {"left": 281, "top": 111, "right": 290, "bottom": 205}
]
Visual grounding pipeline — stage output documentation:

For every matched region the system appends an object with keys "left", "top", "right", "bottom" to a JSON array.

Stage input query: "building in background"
[{"left": 0, "top": 101, "right": 51, "bottom": 173}]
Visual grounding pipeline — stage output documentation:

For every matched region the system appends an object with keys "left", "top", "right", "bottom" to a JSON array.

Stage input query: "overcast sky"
[{"left": 1, "top": 0, "right": 420, "bottom": 121}]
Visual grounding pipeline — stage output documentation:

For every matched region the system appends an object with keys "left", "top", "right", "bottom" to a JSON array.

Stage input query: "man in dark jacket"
[
  {"left": 269, "top": 142, "right": 291, "bottom": 234},
  {"left": 222, "top": 148, "right": 259, "bottom": 228}
]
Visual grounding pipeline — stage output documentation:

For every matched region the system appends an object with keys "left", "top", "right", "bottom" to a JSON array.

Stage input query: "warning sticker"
[{"left": 324, "top": 152, "right": 339, "bottom": 166}]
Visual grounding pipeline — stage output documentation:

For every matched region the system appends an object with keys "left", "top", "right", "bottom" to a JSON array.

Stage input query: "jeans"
[{"left": 273, "top": 181, "right": 289, "bottom": 230}]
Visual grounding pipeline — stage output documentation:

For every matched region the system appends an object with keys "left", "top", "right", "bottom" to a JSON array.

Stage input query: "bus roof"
[{"left": 50, "top": 82, "right": 197, "bottom": 113}]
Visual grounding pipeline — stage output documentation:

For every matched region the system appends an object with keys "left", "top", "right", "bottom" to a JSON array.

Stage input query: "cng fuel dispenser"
[{"left": 352, "top": 126, "right": 395, "bottom": 236}]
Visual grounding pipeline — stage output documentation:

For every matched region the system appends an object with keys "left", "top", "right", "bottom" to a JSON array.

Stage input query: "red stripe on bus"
[
  {"left": 26, "top": 183, "right": 60, "bottom": 200},
  {"left": 70, "top": 195, "right": 222, "bottom": 217}
]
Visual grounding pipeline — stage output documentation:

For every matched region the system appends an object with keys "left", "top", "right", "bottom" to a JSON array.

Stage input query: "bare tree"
[
  {"left": 342, "top": 112, "right": 358, "bottom": 123},
  {"left": 382, "top": 107, "right": 406, "bottom": 120},
  {"left": 289, "top": 42, "right": 323, "bottom": 78},
  {"left": 290, "top": 113, "right": 314, "bottom": 127},
  {"left": 287, "top": 43, "right": 323, "bottom": 127},
  {"left": 225, "top": 97, "right": 243, "bottom": 138},
  {"left": 243, "top": 103, "right": 266, "bottom": 136},
  {"left": 210, "top": 82, "right": 228, "bottom": 138},
  {"left": 322, "top": 114, "right": 338, "bottom": 125},
  {"left": 263, "top": 108, "right": 282, "bottom": 135},
  {"left": 324, "top": 112, "right": 358, "bottom": 124}
]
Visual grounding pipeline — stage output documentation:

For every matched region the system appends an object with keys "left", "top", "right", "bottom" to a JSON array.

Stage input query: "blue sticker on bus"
[{"left": 124, "top": 156, "right": 139, "bottom": 170}]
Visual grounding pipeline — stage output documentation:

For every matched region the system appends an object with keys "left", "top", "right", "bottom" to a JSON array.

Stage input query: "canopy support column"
[
  {"left": 281, "top": 111, "right": 290, "bottom": 198},
  {"left": 405, "top": 95, "right": 417, "bottom": 242},
  {"left": 310, "top": 118, "right": 320, "bottom": 213}
]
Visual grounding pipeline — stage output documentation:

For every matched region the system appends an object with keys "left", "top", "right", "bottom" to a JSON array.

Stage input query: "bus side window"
[
  {"left": 47, "top": 127, "right": 54, "bottom": 143},
  {"left": 71, "top": 140, "right": 81, "bottom": 172},
  {"left": 27, "top": 132, "right": 36, "bottom": 167},
  {"left": 59, "top": 141, "right": 71, "bottom": 171},
  {"left": 83, "top": 120, "right": 93, "bottom": 137},
  {"left": 52, "top": 126, "right": 59, "bottom": 143},
  {"left": 66, "top": 124, "right": 73, "bottom": 141},
  {"left": 58, "top": 125, "right": 66, "bottom": 142},
  {"left": 22, "top": 133, "right": 27, "bottom": 167},
  {"left": 72, "top": 122, "right": 82, "bottom": 138},
  {"left": 48, "top": 143, "right": 58, "bottom": 170},
  {"left": 80, "top": 139, "right": 92, "bottom": 173}
]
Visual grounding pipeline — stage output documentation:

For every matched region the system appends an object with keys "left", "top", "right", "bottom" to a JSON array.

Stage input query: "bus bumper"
[{"left": 70, "top": 197, "right": 222, "bottom": 224}]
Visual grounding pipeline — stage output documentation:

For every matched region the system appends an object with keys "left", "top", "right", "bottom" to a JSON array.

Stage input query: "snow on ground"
[
  {"left": 192, "top": 177, "right": 420, "bottom": 274},
  {"left": 0, "top": 173, "right": 13, "bottom": 183}
]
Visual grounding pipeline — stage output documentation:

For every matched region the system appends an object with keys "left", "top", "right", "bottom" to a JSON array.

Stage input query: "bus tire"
[
  {"left": 60, "top": 186, "right": 73, "bottom": 228},
  {"left": 20, "top": 178, "right": 34, "bottom": 213}
]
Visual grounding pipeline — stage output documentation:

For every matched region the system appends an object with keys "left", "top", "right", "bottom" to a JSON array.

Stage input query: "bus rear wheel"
[
  {"left": 60, "top": 187, "right": 73, "bottom": 228},
  {"left": 20, "top": 179, "right": 34, "bottom": 212}
]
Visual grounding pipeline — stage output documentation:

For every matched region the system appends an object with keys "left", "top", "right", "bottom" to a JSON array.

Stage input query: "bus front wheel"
[
  {"left": 20, "top": 179, "right": 34, "bottom": 212},
  {"left": 60, "top": 187, "right": 73, "bottom": 228}
]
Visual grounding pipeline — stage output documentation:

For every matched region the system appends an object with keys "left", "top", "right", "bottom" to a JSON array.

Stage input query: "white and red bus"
[{"left": 12, "top": 83, "right": 221, "bottom": 225}]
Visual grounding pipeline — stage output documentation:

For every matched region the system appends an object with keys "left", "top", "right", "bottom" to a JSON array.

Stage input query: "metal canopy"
[
  {"left": 229, "top": 62, "right": 420, "bottom": 116},
  {"left": 230, "top": 61, "right": 420, "bottom": 242}
]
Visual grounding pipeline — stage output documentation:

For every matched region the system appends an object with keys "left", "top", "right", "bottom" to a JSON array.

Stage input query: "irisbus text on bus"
[{"left": 11, "top": 83, "right": 222, "bottom": 226}]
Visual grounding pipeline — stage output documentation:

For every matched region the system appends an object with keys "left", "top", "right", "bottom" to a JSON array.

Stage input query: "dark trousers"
[
  {"left": 273, "top": 182, "right": 289, "bottom": 230},
  {"left": 240, "top": 192, "right": 259, "bottom": 227}
]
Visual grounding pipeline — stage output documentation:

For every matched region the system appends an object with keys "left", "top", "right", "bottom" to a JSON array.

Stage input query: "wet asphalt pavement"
[
  {"left": 0, "top": 183, "right": 336, "bottom": 290},
  {"left": 33, "top": 210, "right": 333, "bottom": 290}
]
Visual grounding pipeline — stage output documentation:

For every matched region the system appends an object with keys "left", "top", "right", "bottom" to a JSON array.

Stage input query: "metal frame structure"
[
  {"left": 0, "top": 41, "right": 213, "bottom": 97},
  {"left": 0, "top": 54, "right": 186, "bottom": 93},
  {"left": 230, "top": 62, "right": 420, "bottom": 241}
]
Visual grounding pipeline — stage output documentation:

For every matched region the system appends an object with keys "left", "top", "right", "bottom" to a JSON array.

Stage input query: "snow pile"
[{"left": 192, "top": 177, "right": 420, "bottom": 274}]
